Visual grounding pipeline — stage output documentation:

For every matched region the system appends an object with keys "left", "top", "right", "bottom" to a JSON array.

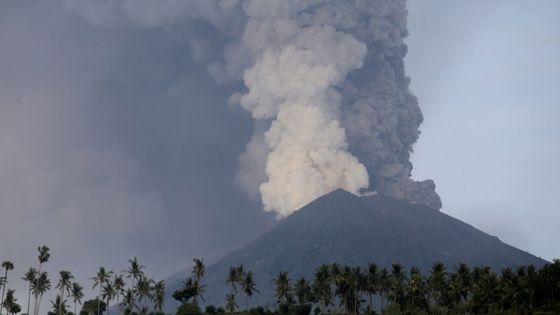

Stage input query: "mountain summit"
[{"left": 165, "top": 189, "right": 546, "bottom": 309}]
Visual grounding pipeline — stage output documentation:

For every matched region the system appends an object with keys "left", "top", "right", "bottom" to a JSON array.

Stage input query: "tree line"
[
  {"left": 2, "top": 246, "right": 560, "bottom": 315},
  {"left": 1, "top": 246, "right": 165, "bottom": 315}
]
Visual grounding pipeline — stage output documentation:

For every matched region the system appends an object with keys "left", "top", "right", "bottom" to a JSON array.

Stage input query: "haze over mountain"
[{"left": 164, "top": 189, "right": 546, "bottom": 310}]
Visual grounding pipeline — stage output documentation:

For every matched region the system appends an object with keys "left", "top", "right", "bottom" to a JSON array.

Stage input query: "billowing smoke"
[
  {"left": 68, "top": 0, "right": 442, "bottom": 217},
  {"left": 233, "top": 0, "right": 442, "bottom": 215}
]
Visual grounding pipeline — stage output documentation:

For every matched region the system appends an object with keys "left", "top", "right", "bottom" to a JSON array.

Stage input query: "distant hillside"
[{"left": 163, "top": 189, "right": 547, "bottom": 311}]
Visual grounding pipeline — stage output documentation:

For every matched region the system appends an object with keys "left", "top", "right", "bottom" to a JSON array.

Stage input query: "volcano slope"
[{"left": 164, "top": 189, "right": 546, "bottom": 309}]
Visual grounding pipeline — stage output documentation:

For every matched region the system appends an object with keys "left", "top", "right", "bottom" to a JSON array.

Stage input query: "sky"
[
  {"left": 406, "top": 0, "right": 560, "bottom": 261},
  {"left": 1, "top": 0, "right": 559, "bottom": 308}
]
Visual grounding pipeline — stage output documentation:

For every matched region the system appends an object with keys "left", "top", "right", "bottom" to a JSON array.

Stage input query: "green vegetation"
[{"left": 1, "top": 246, "right": 559, "bottom": 315}]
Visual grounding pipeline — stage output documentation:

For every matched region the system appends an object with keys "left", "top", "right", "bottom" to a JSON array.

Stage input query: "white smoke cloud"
[{"left": 238, "top": 13, "right": 370, "bottom": 216}]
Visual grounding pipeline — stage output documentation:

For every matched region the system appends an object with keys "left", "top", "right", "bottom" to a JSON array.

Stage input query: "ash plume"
[
  {"left": 68, "top": 0, "right": 442, "bottom": 216},
  {"left": 234, "top": 0, "right": 442, "bottom": 214}
]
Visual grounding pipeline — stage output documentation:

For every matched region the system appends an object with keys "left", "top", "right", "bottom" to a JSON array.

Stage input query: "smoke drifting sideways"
[{"left": 68, "top": 0, "right": 442, "bottom": 217}]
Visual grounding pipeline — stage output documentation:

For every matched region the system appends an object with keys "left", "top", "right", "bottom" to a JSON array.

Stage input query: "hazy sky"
[
  {"left": 406, "top": 0, "right": 560, "bottom": 261},
  {"left": 0, "top": 0, "right": 558, "bottom": 306}
]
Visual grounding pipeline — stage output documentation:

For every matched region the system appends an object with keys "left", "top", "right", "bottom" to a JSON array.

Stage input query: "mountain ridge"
[{"left": 163, "top": 189, "right": 547, "bottom": 310}]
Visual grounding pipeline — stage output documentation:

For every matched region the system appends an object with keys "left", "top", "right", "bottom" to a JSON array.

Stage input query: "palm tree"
[
  {"left": 22, "top": 268, "right": 37, "bottom": 315},
  {"left": 378, "top": 268, "right": 390, "bottom": 310},
  {"left": 273, "top": 272, "right": 291, "bottom": 305},
  {"left": 454, "top": 263, "right": 471, "bottom": 306},
  {"left": 334, "top": 266, "right": 362, "bottom": 314},
  {"left": 192, "top": 259, "right": 205, "bottom": 282},
  {"left": 91, "top": 267, "right": 113, "bottom": 315},
  {"left": 50, "top": 295, "right": 68, "bottom": 315},
  {"left": 70, "top": 282, "right": 84, "bottom": 315},
  {"left": 525, "top": 264, "right": 538, "bottom": 310},
  {"left": 101, "top": 282, "right": 115, "bottom": 315},
  {"left": 225, "top": 294, "right": 237, "bottom": 313},
  {"left": 388, "top": 263, "right": 406, "bottom": 308},
  {"left": 334, "top": 266, "right": 348, "bottom": 313},
  {"left": 406, "top": 266, "right": 428, "bottom": 312},
  {"left": 350, "top": 266, "right": 364, "bottom": 314},
  {"left": 151, "top": 281, "right": 165, "bottom": 312},
  {"left": 1, "top": 261, "right": 14, "bottom": 315},
  {"left": 34, "top": 246, "right": 50, "bottom": 315},
  {"left": 2, "top": 289, "right": 21, "bottom": 315},
  {"left": 33, "top": 271, "right": 51, "bottom": 315},
  {"left": 226, "top": 267, "right": 238, "bottom": 294},
  {"left": 125, "top": 258, "right": 144, "bottom": 288},
  {"left": 112, "top": 276, "right": 125, "bottom": 315},
  {"left": 428, "top": 262, "right": 448, "bottom": 313},
  {"left": 235, "top": 266, "right": 245, "bottom": 286},
  {"left": 225, "top": 265, "right": 243, "bottom": 308},
  {"left": 241, "top": 271, "right": 258, "bottom": 310},
  {"left": 119, "top": 289, "right": 136, "bottom": 313},
  {"left": 56, "top": 271, "right": 74, "bottom": 315},
  {"left": 188, "top": 278, "right": 206, "bottom": 305},
  {"left": 133, "top": 276, "right": 152, "bottom": 314},
  {"left": 313, "top": 264, "right": 333, "bottom": 311},
  {"left": 294, "top": 278, "right": 312, "bottom": 304},
  {"left": 470, "top": 266, "right": 499, "bottom": 314},
  {"left": 365, "top": 263, "right": 379, "bottom": 311}
]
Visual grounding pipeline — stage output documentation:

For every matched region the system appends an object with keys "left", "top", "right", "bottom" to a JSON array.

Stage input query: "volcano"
[{"left": 164, "top": 189, "right": 546, "bottom": 310}]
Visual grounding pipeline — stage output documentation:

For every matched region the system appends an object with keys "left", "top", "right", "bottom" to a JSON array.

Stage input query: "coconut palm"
[
  {"left": 133, "top": 276, "right": 152, "bottom": 314},
  {"left": 125, "top": 258, "right": 144, "bottom": 288},
  {"left": 235, "top": 266, "right": 245, "bottom": 285},
  {"left": 2, "top": 289, "right": 21, "bottom": 315},
  {"left": 350, "top": 266, "right": 364, "bottom": 314},
  {"left": 454, "top": 263, "right": 472, "bottom": 305},
  {"left": 334, "top": 266, "right": 362, "bottom": 314},
  {"left": 22, "top": 268, "right": 37, "bottom": 315},
  {"left": 470, "top": 266, "right": 499, "bottom": 314},
  {"left": 112, "top": 276, "right": 125, "bottom": 315},
  {"left": 241, "top": 271, "right": 258, "bottom": 310},
  {"left": 34, "top": 246, "right": 50, "bottom": 315},
  {"left": 55, "top": 271, "right": 74, "bottom": 315},
  {"left": 192, "top": 259, "right": 205, "bottom": 282},
  {"left": 378, "top": 268, "right": 390, "bottom": 310},
  {"left": 32, "top": 271, "right": 51, "bottom": 315},
  {"left": 365, "top": 263, "right": 379, "bottom": 311},
  {"left": 273, "top": 271, "right": 291, "bottom": 305},
  {"left": 70, "top": 282, "right": 84, "bottom": 315},
  {"left": 1, "top": 261, "right": 14, "bottom": 315},
  {"left": 119, "top": 289, "right": 136, "bottom": 313},
  {"left": 388, "top": 263, "right": 406, "bottom": 308},
  {"left": 313, "top": 264, "right": 333, "bottom": 311},
  {"left": 428, "top": 262, "right": 448, "bottom": 313},
  {"left": 101, "top": 282, "right": 115, "bottom": 315},
  {"left": 50, "top": 295, "right": 68, "bottom": 315},
  {"left": 329, "top": 263, "right": 342, "bottom": 286},
  {"left": 406, "top": 266, "right": 428, "bottom": 312},
  {"left": 91, "top": 267, "right": 113, "bottom": 315},
  {"left": 188, "top": 278, "right": 206, "bottom": 305},
  {"left": 294, "top": 278, "right": 312, "bottom": 304},
  {"left": 225, "top": 265, "right": 244, "bottom": 307},
  {"left": 226, "top": 267, "right": 238, "bottom": 293},
  {"left": 151, "top": 280, "right": 165, "bottom": 312},
  {"left": 334, "top": 266, "right": 349, "bottom": 313},
  {"left": 225, "top": 294, "right": 237, "bottom": 313}
]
